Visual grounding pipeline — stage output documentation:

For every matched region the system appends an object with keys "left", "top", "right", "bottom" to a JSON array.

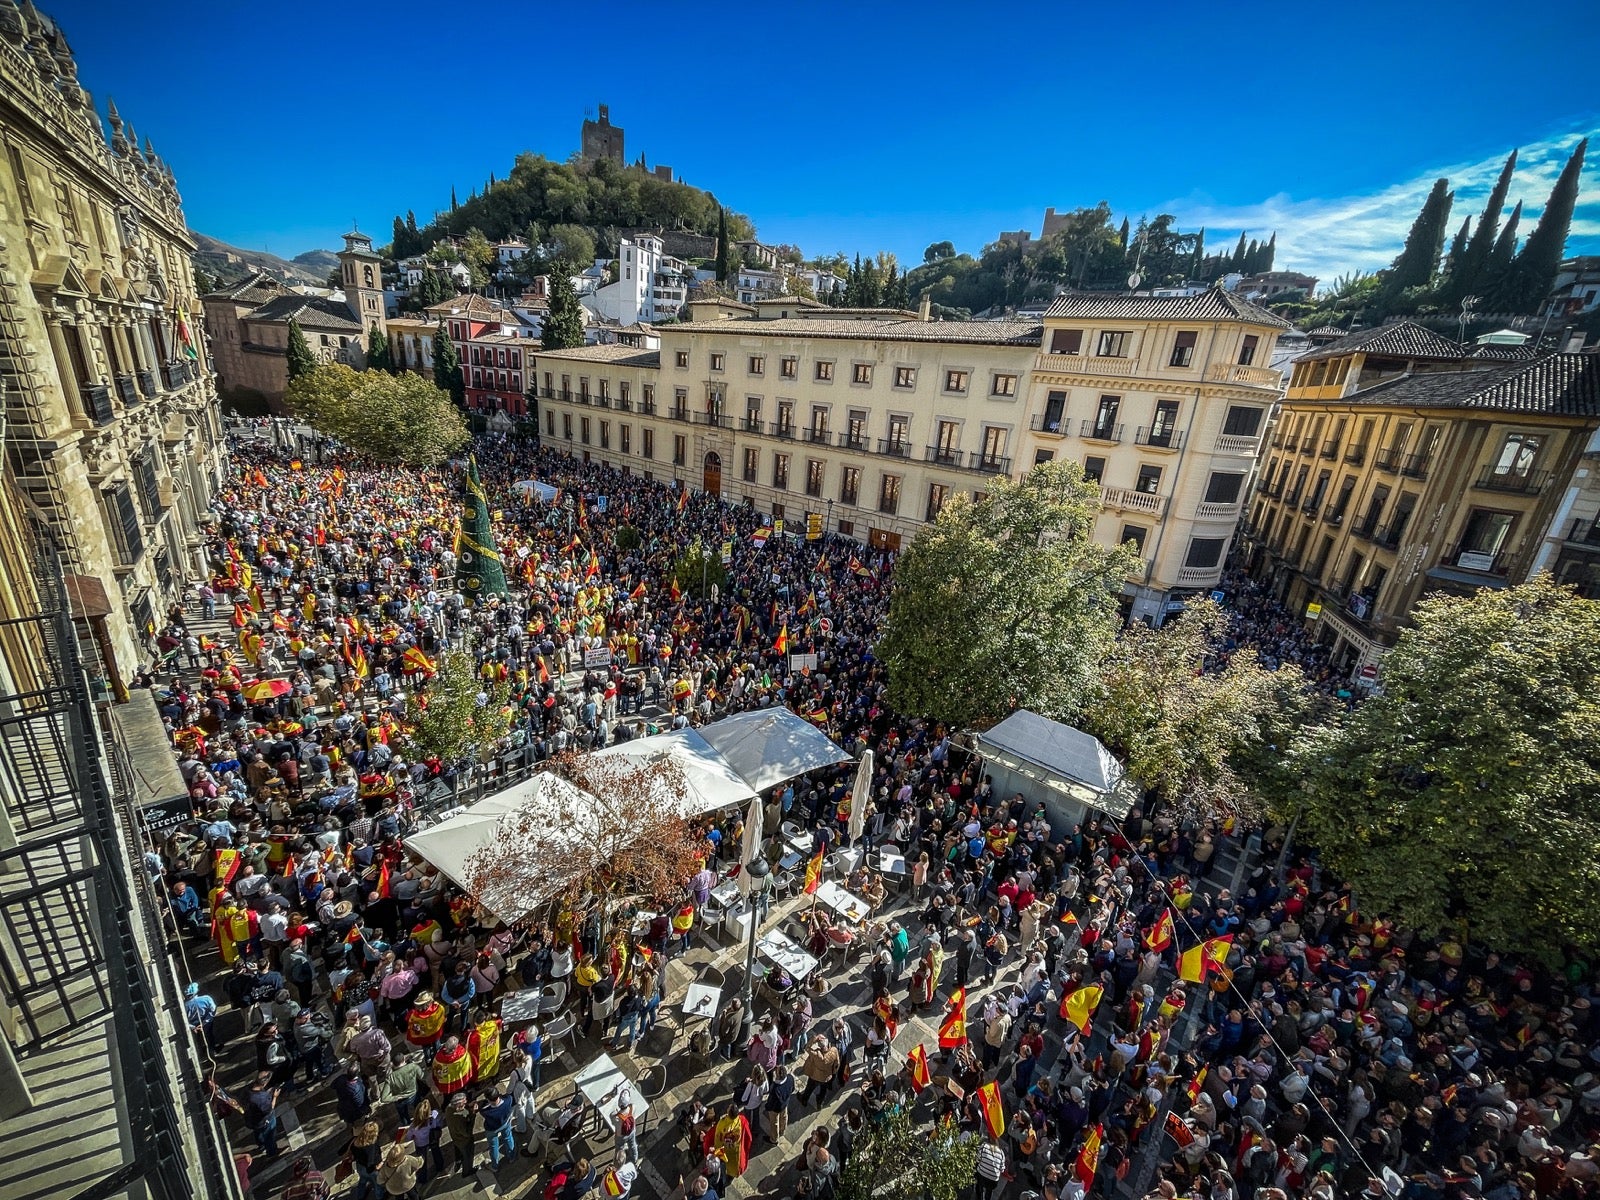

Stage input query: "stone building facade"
[{"left": 0, "top": 0, "right": 222, "bottom": 691}]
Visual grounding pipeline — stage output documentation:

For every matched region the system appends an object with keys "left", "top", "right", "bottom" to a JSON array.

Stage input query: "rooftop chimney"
[{"left": 917, "top": 293, "right": 932, "bottom": 322}]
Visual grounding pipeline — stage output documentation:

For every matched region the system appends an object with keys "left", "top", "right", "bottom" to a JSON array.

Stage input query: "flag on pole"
[
  {"left": 938, "top": 987, "right": 968, "bottom": 1047},
  {"left": 1059, "top": 984, "right": 1103, "bottom": 1034},
  {"left": 629, "top": 582, "right": 646, "bottom": 601},
  {"left": 976, "top": 1081, "right": 1005, "bottom": 1138},
  {"left": 676, "top": 486, "right": 689, "bottom": 514},
  {"left": 376, "top": 860, "right": 392, "bottom": 899},
  {"left": 1164, "top": 1112, "right": 1195, "bottom": 1147},
  {"left": 906, "top": 1043, "right": 931, "bottom": 1093},
  {"left": 215, "top": 848, "right": 241, "bottom": 886},
  {"left": 537, "top": 657, "right": 550, "bottom": 685},
  {"left": 352, "top": 642, "right": 370, "bottom": 679},
  {"left": 803, "top": 846, "right": 825, "bottom": 895},
  {"left": 402, "top": 647, "right": 436, "bottom": 676},
  {"left": 1185, "top": 1066, "right": 1207, "bottom": 1105},
  {"left": 1143, "top": 910, "right": 1175, "bottom": 952},
  {"left": 773, "top": 624, "right": 789, "bottom": 655},
  {"left": 733, "top": 610, "right": 747, "bottom": 644},
  {"left": 1076, "top": 1124, "right": 1104, "bottom": 1188},
  {"left": 585, "top": 548, "right": 600, "bottom": 581},
  {"left": 230, "top": 602, "right": 249, "bottom": 629},
  {"left": 1178, "top": 935, "right": 1233, "bottom": 983},
  {"left": 669, "top": 578, "right": 682, "bottom": 603}
]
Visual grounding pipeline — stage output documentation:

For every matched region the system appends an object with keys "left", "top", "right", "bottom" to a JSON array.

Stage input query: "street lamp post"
[{"left": 737, "top": 856, "right": 772, "bottom": 1049}]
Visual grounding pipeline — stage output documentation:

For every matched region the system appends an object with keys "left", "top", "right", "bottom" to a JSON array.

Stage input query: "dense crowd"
[{"left": 140, "top": 431, "right": 1600, "bottom": 1200}]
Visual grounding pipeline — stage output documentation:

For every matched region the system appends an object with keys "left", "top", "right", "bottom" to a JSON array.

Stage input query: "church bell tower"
[{"left": 338, "top": 231, "right": 386, "bottom": 337}]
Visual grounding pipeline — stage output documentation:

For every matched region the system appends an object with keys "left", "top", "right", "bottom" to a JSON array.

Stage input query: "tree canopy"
[
  {"left": 284, "top": 318, "right": 315, "bottom": 380},
  {"left": 404, "top": 646, "right": 511, "bottom": 765},
  {"left": 286, "top": 363, "right": 468, "bottom": 465},
  {"left": 877, "top": 460, "right": 1139, "bottom": 730},
  {"left": 542, "top": 271, "right": 585, "bottom": 351},
  {"left": 1292, "top": 578, "right": 1600, "bottom": 961},
  {"left": 432, "top": 323, "right": 464, "bottom": 407}
]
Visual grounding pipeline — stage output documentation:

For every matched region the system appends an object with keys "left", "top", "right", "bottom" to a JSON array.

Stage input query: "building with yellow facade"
[
  {"left": 1244, "top": 321, "right": 1600, "bottom": 680},
  {"left": 535, "top": 286, "right": 1288, "bottom": 622}
]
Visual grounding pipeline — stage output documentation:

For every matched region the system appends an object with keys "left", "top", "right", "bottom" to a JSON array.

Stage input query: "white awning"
[
  {"left": 975, "top": 709, "right": 1136, "bottom": 818},
  {"left": 696, "top": 707, "right": 853, "bottom": 794},
  {"left": 589, "top": 727, "right": 758, "bottom": 816}
]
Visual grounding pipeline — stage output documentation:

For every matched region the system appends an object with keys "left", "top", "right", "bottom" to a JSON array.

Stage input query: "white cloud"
[{"left": 1165, "top": 126, "right": 1599, "bottom": 288}]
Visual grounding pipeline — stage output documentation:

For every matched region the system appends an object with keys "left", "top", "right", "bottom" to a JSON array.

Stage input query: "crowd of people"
[{"left": 139, "top": 430, "right": 1600, "bottom": 1200}]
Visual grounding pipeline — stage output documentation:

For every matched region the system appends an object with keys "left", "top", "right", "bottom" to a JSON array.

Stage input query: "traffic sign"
[
  {"left": 720, "top": 541, "right": 732, "bottom": 565},
  {"left": 817, "top": 617, "right": 832, "bottom": 635}
]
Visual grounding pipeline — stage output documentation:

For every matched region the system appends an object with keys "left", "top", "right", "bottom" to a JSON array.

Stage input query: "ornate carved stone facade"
[{"left": 0, "top": 0, "right": 223, "bottom": 688}]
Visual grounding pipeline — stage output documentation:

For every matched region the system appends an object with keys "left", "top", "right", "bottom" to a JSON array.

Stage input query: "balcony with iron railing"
[
  {"left": 741, "top": 416, "right": 763, "bottom": 434},
  {"left": 639, "top": 401, "right": 657, "bottom": 416},
  {"left": 1322, "top": 504, "right": 1347, "bottom": 527},
  {"left": 837, "top": 431, "right": 869, "bottom": 452},
  {"left": 1344, "top": 445, "right": 1367, "bottom": 466},
  {"left": 161, "top": 360, "right": 191, "bottom": 390},
  {"left": 769, "top": 421, "right": 796, "bottom": 440},
  {"left": 805, "top": 427, "right": 832, "bottom": 445},
  {"left": 1031, "top": 414, "right": 1069, "bottom": 436},
  {"left": 1399, "top": 453, "right": 1431, "bottom": 480},
  {"left": 877, "top": 437, "right": 912, "bottom": 459},
  {"left": 1375, "top": 522, "right": 1408, "bottom": 549},
  {"left": 670, "top": 406, "right": 690, "bottom": 422},
  {"left": 1374, "top": 446, "right": 1401, "bottom": 472},
  {"left": 693, "top": 412, "right": 732, "bottom": 429},
  {"left": 1134, "top": 427, "right": 1185, "bottom": 451},
  {"left": 1080, "top": 420, "right": 1124, "bottom": 444},
  {"left": 1214, "top": 432, "right": 1260, "bottom": 455},
  {"left": 926, "top": 445, "right": 963, "bottom": 468},
  {"left": 1350, "top": 518, "right": 1381, "bottom": 543},
  {"left": 1320, "top": 439, "right": 1339, "bottom": 459},
  {"left": 970, "top": 452, "right": 1012, "bottom": 475},
  {"left": 1474, "top": 467, "right": 1548, "bottom": 495}
]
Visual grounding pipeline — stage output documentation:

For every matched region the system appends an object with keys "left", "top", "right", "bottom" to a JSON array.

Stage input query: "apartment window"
[
  {"left": 1359, "top": 484, "right": 1390, "bottom": 535},
  {"left": 620, "top": 381, "right": 630, "bottom": 403},
  {"left": 710, "top": 352, "right": 725, "bottom": 372},
  {"left": 1040, "top": 391, "right": 1066, "bottom": 433},
  {"left": 1331, "top": 476, "right": 1356, "bottom": 520},
  {"left": 562, "top": 413, "right": 573, "bottom": 439},
  {"left": 1135, "top": 463, "right": 1163, "bottom": 495},
  {"left": 934, "top": 419, "right": 960, "bottom": 460},
  {"left": 133, "top": 449, "right": 162, "bottom": 522},
  {"left": 1492, "top": 432, "right": 1542, "bottom": 479},
  {"left": 841, "top": 466, "right": 860, "bottom": 505},
  {"left": 103, "top": 484, "right": 143, "bottom": 564},
  {"left": 1091, "top": 395, "right": 1120, "bottom": 440},
  {"left": 1204, "top": 472, "right": 1245, "bottom": 505},
  {"left": 1386, "top": 494, "right": 1417, "bottom": 545},
  {"left": 673, "top": 435, "right": 686, "bottom": 466},
  {"left": 926, "top": 482, "right": 950, "bottom": 521},
  {"left": 1049, "top": 328, "right": 1083, "bottom": 355},
  {"left": 1314, "top": 536, "right": 1336, "bottom": 578},
  {"left": 846, "top": 410, "right": 868, "bottom": 449},
  {"left": 1308, "top": 469, "right": 1332, "bottom": 511},
  {"left": 887, "top": 415, "right": 909, "bottom": 451},
  {"left": 1170, "top": 330, "right": 1198, "bottom": 368},
  {"left": 852, "top": 363, "right": 873, "bottom": 385},
  {"left": 894, "top": 366, "right": 916, "bottom": 389},
  {"left": 837, "top": 519, "right": 854, "bottom": 536},
  {"left": 1034, "top": 449, "right": 1055, "bottom": 466},
  {"left": 642, "top": 428, "right": 654, "bottom": 459},
  {"left": 599, "top": 421, "right": 610, "bottom": 449},
  {"left": 543, "top": 371, "right": 553, "bottom": 395},
  {"left": 1414, "top": 425, "right": 1442, "bottom": 472},
  {"left": 1097, "top": 330, "right": 1129, "bottom": 357},
  {"left": 1148, "top": 399, "right": 1180, "bottom": 446},
  {"left": 675, "top": 350, "right": 689, "bottom": 368},
  {"left": 1184, "top": 537, "right": 1226, "bottom": 569},
  {"left": 620, "top": 425, "right": 630, "bottom": 454},
  {"left": 580, "top": 417, "right": 591, "bottom": 444},
  {"left": 642, "top": 383, "right": 654, "bottom": 408},
  {"left": 1083, "top": 456, "right": 1106, "bottom": 484},
  {"left": 773, "top": 454, "right": 790, "bottom": 489},
  {"left": 991, "top": 373, "right": 1017, "bottom": 397},
  {"left": 781, "top": 356, "right": 798, "bottom": 379},
  {"left": 598, "top": 378, "right": 609, "bottom": 401},
  {"left": 815, "top": 360, "right": 834, "bottom": 381},
  {"left": 1287, "top": 464, "right": 1310, "bottom": 507},
  {"left": 1459, "top": 509, "right": 1514, "bottom": 562},
  {"left": 7, "top": 144, "right": 35, "bottom": 218},
  {"left": 809, "top": 406, "right": 829, "bottom": 441},
  {"left": 777, "top": 400, "right": 794, "bottom": 435},
  {"left": 1239, "top": 334, "right": 1259, "bottom": 366},
  {"left": 981, "top": 426, "right": 1007, "bottom": 466},
  {"left": 546, "top": 410, "right": 555, "bottom": 436},
  {"left": 673, "top": 387, "right": 688, "bottom": 418},
  {"left": 878, "top": 473, "right": 901, "bottom": 515},
  {"left": 806, "top": 459, "right": 825, "bottom": 496},
  {"left": 944, "top": 369, "right": 969, "bottom": 394},
  {"left": 748, "top": 355, "right": 764, "bottom": 375},
  {"left": 743, "top": 447, "right": 759, "bottom": 482},
  {"left": 771, "top": 503, "right": 785, "bottom": 521},
  {"left": 1121, "top": 525, "right": 1148, "bottom": 554}
]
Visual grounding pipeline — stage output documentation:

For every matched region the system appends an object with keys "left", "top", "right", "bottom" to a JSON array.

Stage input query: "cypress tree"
[
  {"left": 1245, "top": 238, "right": 1260, "bottom": 273},
  {"left": 1118, "top": 216, "right": 1131, "bottom": 250},
  {"left": 391, "top": 215, "right": 407, "bottom": 256},
  {"left": 1190, "top": 228, "right": 1205, "bottom": 279},
  {"left": 1445, "top": 149, "right": 1516, "bottom": 304},
  {"left": 285, "top": 318, "right": 315, "bottom": 380},
  {"left": 366, "top": 326, "right": 391, "bottom": 373},
  {"left": 542, "top": 271, "right": 585, "bottom": 350},
  {"left": 1262, "top": 232, "right": 1276, "bottom": 272},
  {"left": 432, "top": 322, "right": 464, "bottom": 407},
  {"left": 1482, "top": 201, "right": 1524, "bottom": 309},
  {"left": 715, "top": 207, "right": 734, "bottom": 283},
  {"left": 1230, "top": 231, "right": 1248, "bottom": 271},
  {"left": 1496, "top": 138, "right": 1587, "bottom": 314},
  {"left": 1443, "top": 216, "right": 1472, "bottom": 286},
  {"left": 450, "top": 185, "right": 458, "bottom": 212},
  {"left": 1383, "top": 178, "right": 1453, "bottom": 300}
]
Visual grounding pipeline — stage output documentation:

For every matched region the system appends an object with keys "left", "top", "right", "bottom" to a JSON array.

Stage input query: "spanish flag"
[
  {"left": 1076, "top": 1123, "right": 1103, "bottom": 1188},
  {"left": 773, "top": 624, "right": 789, "bottom": 655},
  {"left": 1185, "top": 1065, "right": 1207, "bottom": 1105},
  {"left": 976, "top": 1080, "right": 1005, "bottom": 1139},
  {"left": 252, "top": 468, "right": 268, "bottom": 487},
  {"left": 629, "top": 582, "right": 646, "bottom": 601},
  {"left": 585, "top": 549, "right": 600, "bottom": 581},
  {"left": 565, "top": 534, "right": 581, "bottom": 555},
  {"left": 240, "top": 563, "right": 253, "bottom": 590},
  {"left": 1060, "top": 984, "right": 1103, "bottom": 1034},
  {"left": 272, "top": 611, "right": 292, "bottom": 632},
  {"left": 248, "top": 584, "right": 265, "bottom": 614},
  {"left": 669, "top": 578, "right": 681, "bottom": 603},
  {"left": 352, "top": 642, "right": 370, "bottom": 679},
  {"left": 797, "top": 591, "right": 816, "bottom": 617},
  {"left": 1178, "top": 934, "right": 1233, "bottom": 983},
  {"left": 906, "top": 1042, "right": 931, "bottom": 1093},
  {"left": 1143, "top": 910, "right": 1175, "bottom": 953},
  {"left": 402, "top": 646, "right": 436, "bottom": 676},
  {"left": 230, "top": 602, "right": 249, "bottom": 629},
  {"left": 376, "top": 860, "right": 392, "bottom": 900},
  {"left": 215, "top": 847, "right": 241, "bottom": 886},
  {"left": 803, "top": 846, "right": 825, "bottom": 895},
  {"left": 537, "top": 657, "right": 550, "bottom": 685},
  {"left": 733, "top": 610, "right": 747, "bottom": 644},
  {"left": 676, "top": 486, "right": 689, "bottom": 514},
  {"left": 938, "top": 987, "right": 967, "bottom": 1048}
]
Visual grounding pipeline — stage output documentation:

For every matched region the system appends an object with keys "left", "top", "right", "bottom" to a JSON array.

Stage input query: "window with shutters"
[
  {"left": 1049, "top": 329, "right": 1083, "bottom": 355},
  {"left": 103, "top": 484, "right": 143, "bottom": 564},
  {"left": 1170, "top": 330, "right": 1198, "bottom": 367},
  {"left": 134, "top": 450, "right": 163, "bottom": 521},
  {"left": 1184, "top": 537, "right": 1226, "bottom": 569}
]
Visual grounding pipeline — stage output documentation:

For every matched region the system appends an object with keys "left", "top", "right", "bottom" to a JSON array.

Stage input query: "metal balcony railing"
[
  {"left": 1475, "top": 467, "right": 1547, "bottom": 494},
  {"left": 1134, "top": 426, "right": 1185, "bottom": 450}
]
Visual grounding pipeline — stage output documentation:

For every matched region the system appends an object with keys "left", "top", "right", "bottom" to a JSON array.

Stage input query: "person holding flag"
[
  {"left": 938, "top": 986, "right": 967, "bottom": 1049},
  {"left": 802, "top": 845, "right": 825, "bottom": 896},
  {"left": 904, "top": 1042, "right": 931, "bottom": 1093}
]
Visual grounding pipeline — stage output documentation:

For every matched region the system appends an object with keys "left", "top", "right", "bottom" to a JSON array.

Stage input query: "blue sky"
[{"left": 53, "top": 0, "right": 1600, "bottom": 284}]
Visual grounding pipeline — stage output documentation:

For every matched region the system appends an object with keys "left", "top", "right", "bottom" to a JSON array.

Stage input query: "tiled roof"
[
  {"left": 752, "top": 295, "right": 826, "bottom": 309},
  {"left": 1467, "top": 343, "right": 1541, "bottom": 361},
  {"left": 1296, "top": 320, "right": 1464, "bottom": 362},
  {"left": 533, "top": 345, "right": 662, "bottom": 367},
  {"left": 203, "top": 269, "right": 284, "bottom": 306},
  {"left": 685, "top": 297, "right": 758, "bottom": 314},
  {"left": 668, "top": 317, "right": 1044, "bottom": 347},
  {"left": 243, "top": 294, "right": 362, "bottom": 332},
  {"left": 1332, "top": 353, "right": 1600, "bottom": 416},
  {"left": 424, "top": 294, "right": 504, "bottom": 319},
  {"left": 1305, "top": 325, "right": 1347, "bottom": 337},
  {"left": 1042, "top": 285, "right": 1291, "bottom": 329}
]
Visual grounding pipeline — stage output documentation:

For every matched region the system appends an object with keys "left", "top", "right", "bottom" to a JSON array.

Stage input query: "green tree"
[
  {"left": 365, "top": 326, "right": 391, "bottom": 373},
  {"left": 923, "top": 240, "right": 956, "bottom": 264},
  {"left": 287, "top": 363, "right": 468, "bottom": 465},
  {"left": 405, "top": 646, "right": 512, "bottom": 764},
  {"left": 1293, "top": 578, "right": 1600, "bottom": 960},
  {"left": 1382, "top": 178, "right": 1454, "bottom": 301},
  {"left": 1443, "top": 148, "right": 1516, "bottom": 305},
  {"left": 670, "top": 539, "right": 727, "bottom": 600},
  {"left": 416, "top": 266, "right": 454, "bottom": 308},
  {"left": 1494, "top": 137, "right": 1587, "bottom": 314},
  {"left": 542, "top": 271, "right": 585, "bottom": 350},
  {"left": 193, "top": 264, "right": 215, "bottom": 294},
  {"left": 285, "top": 317, "right": 316, "bottom": 380},
  {"left": 613, "top": 524, "right": 642, "bottom": 552},
  {"left": 877, "top": 460, "right": 1140, "bottom": 730},
  {"left": 1481, "top": 200, "right": 1524, "bottom": 307},
  {"left": 432, "top": 322, "right": 465, "bottom": 406},
  {"left": 545, "top": 223, "right": 595, "bottom": 270},
  {"left": 838, "top": 1110, "right": 979, "bottom": 1200},
  {"left": 1080, "top": 601, "right": 1308, "bottom": 818},
  {"left": 459, "top": 227, "right": 495, "bottom": 288},
  {"left": 715, "top": 206, "right": 736, "bottom": 284}
]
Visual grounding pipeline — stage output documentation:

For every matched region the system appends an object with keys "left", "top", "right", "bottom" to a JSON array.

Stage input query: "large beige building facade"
[
  {"left": 535, "top": 288, "right": 1286, "bottom": 621},
  {"left": 0, "top": 3, "right": 223, "bottom": 688}
]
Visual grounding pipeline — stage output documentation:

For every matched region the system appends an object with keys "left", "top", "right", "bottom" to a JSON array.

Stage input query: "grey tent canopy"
[
  {"left": 697, "top": 707, "right": 853, "bottom": 794},
  {"left": 974, "top": 709, "right": 1136, "bottom": 817}
]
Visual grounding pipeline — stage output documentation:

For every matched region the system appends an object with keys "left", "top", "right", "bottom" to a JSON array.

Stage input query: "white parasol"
[
  {"left": 737, "top": 792, "right": 764, "bottom": 898},
  {"left": 848, "top": 749, "right": 873, "bottom": 845}
]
